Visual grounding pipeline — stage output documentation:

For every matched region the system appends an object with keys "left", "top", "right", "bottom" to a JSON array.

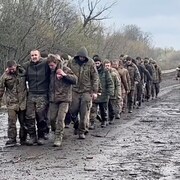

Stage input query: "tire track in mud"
[{"left": 0, "top": 76, "right": 179, "bottom": 180}]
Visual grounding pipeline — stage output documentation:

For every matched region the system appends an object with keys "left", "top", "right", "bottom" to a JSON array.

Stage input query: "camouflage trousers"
[
  {"left": 49, "top": 102, "right": 69, "bottom": 135},
  {"left": 108, "top": 99, "right": 122, "bottom": 120},
  {"left": 25, "top": 94, "right": 49, "bottom": 138},
  {"left": 7, "top": 109, "right": 27, "bottom": 141},
  {"left": 69, "top": 92, "right": 92, "bottom": 134}
]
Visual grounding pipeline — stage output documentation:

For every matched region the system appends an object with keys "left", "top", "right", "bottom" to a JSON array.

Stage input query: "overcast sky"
[{"left": 75, "top": 0, "right": 180, "bottom": 50}]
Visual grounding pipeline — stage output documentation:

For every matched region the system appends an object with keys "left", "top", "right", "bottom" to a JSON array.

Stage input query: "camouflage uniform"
[
  {"left": 151, "top": 63, "right": 162, "bottom": 98},
  {"left": 125, "top": 62, "right": 141, "bottom": 112},
  {"left": 49, "top": 60, "right": 77, "bottom": 146},
  {"left": 144, "top": 60, "right": 154, "bottom": 101},
  {"left": 0, "top": 66, "right": 27, "bottom": 143},
  {"left": 108, "top": 68, "right": 122, "bottom": 121},
  {"left": 23, "top": 59, "right": 50, "bottom": 142},
  {"left": 136, "top": 63, "right": 152, "bottom": 107},
  {"left": 90, "top": 65, "right": 114, "bottom": 127},
  {"left": 68, "top": 47, "right": 99, "bottom": 137},
  {"left": 118, "top": 67, "right": 131, "bottom": 113}
]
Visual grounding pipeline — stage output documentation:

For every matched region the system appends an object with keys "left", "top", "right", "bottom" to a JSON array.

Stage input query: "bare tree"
[{"left": 79, "top": 0, "right": 116, "bottom": 29}]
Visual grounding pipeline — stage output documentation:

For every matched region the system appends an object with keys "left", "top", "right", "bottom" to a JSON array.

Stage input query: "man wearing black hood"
[{"left": 68, "top": 47, "right": 99, "bottom": 139}]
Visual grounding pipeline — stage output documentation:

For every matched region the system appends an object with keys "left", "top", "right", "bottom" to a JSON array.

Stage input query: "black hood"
[{"left": 74, "top": 47, "right": 89, "bottom": 60}]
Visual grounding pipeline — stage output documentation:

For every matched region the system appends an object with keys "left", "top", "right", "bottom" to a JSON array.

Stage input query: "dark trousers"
[
  {"left": 145, "top": 81, "right": 151, "bottom": 100},
  {"left": 7, "top": 109, "right": 27, "bottom": 141},
  {"left": 151, "top": 83, "right": 160, "bottom": 98},
  {"left": 90, "top": 102, "right": 108, "bottom": 123},
  {"left": 127, "top": 90, "right": 134, "bottom": 110},
  {"left": 136, "top": 82, "right": 143, "bottom": 106}
]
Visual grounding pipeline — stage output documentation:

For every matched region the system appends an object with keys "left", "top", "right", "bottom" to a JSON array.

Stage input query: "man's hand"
[
  {"left": 135, "top": 81, "right": 139, "bottom": 85},
  {"left": 57, "top": 74, "right": 63, "bottom": 80},
  {"left": 92, "top": 93, "right": 98, "bottom": 100},
  {"left": 56, "top": 69, "right": 67, "bottom": 77}
]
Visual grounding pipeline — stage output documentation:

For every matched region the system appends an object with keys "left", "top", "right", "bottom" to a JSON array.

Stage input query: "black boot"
[{"left": 6, "top": 138, "right": 17, "bottom": 146}]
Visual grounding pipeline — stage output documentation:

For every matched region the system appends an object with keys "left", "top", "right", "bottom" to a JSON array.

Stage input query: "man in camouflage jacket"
[
  {"left": 0, "top": 60, "right": 27, "bottom": 145},
  {"left": 47, "top": 54, "right": 77, "bottom": 147},
  {"left": 68, "top": 47, "right": 99, "bottom": 139}
]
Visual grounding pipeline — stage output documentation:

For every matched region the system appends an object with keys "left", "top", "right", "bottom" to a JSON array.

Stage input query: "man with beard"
[
  {"left": 104, "top": 59, "right": 122, "bottom": 124},
  {"left": 89, "top": 56, "right": 114, "bottom": 128}
]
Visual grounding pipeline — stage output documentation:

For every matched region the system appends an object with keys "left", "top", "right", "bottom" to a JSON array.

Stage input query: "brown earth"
[{"left": 0, "top": 72, "right": 179, "bottom": 180}]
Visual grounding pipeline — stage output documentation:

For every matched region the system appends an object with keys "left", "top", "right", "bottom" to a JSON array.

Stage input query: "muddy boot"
[
  {"left": 19, "top": 127, "right": 27, "bottom": 145},
  {"left": 6, "top": 138, "right": 17, "bottom": 146},
  {"left": 65, "top": 124, "right": 70, "bottom": 128},
  {"left": 101, "top": 121, "right": 107, "bottom": 128},
  {"left": 53, "top": 134, "right": 63, "bottom": 147},
  {"left": 128, "top": 105, "right": 133, "bottom": 113},
  {"left": 109, "top": 117, "right": 115, "bottom": 125},
  {"left": 74, "top": 128, "right": 79, "bottom": 135},
  {"left": 84, "top": 129, "right": 89, "bottom": 135},
  {"left": 89, "top": 121, "right": 95, "bottom": 130},
  {"left": 26, "top": 136, "right": 37, "bottom": 146},
  {"left": 79, "top": 133, "right": 85, "bottom": 139},
  {"left": 37, "top": 138, "right": 45, "bottom": 145},
  {"left": 115, "top": 114, "right": 121, "bottom": 119}
]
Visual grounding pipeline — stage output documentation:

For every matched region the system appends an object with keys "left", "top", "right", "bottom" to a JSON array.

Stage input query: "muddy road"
[{"left": 0, "top": 72, "right": 179, "bottom": 180}]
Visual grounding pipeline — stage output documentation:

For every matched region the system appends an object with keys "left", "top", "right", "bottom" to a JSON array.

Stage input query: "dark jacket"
[
  {"left": 23, "top": 58, "right": 50, "bottom": 95},
  {"left": 94, "top": 65, "right": 114, "bottom": 103},
  {"left": 49, "top": 61, "right": 77, "bottom": 103},
  {"left": 137, "top": 64, "right": 152, "bottom": 83},
  {"left": 68, "top": 47, "right": 99, "bottom": 94},
  {"left": 126, "top": 63, "right": 141, "bottom": 90}
]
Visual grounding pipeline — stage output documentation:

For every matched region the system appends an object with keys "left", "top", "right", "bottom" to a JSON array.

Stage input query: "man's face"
[
  {"left": 8, "top": 65, "right": 17, "bottom": 74},
  {"left": 111, "top": 62, "right": 119, "bottom": 69},
  {"left": 95, "top": 61, "right": 101, "bottom": 68},
  {"left": 104, "top": 63, "right": 111, "bottom": 70},
  {"left": 79, "top": 56, "right": 86, "bottom": 61},
  {"left": 48, "top": 62, "right": 57, "bottom": 70},
  {"left": 126, "top": 59, "right": 132, "bottom": 65},
  {"left": 30, "top": 50, "right": 41, "bottom": 62}
]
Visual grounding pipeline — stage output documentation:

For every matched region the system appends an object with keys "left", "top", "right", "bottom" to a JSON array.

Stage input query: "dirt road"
[{"left": 0, "top": 73, "right": 179, "bottom": 180}]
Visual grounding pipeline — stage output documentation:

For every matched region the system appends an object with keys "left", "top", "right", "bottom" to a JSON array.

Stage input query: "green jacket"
[
  {"left": 0, "top": 65, "right": 27, "bottom": 110},
  {"left": 94, "top": 65, "right": 114, "bottom": 103},
  {"left": 68, "top": 47, "right": 99, "bottom": 94},
  {"left": 109, "top": 68, "right": 121, "bottom": 100},
  {"left": 126, "top": 63, "right": 141, "bottom": 90}
]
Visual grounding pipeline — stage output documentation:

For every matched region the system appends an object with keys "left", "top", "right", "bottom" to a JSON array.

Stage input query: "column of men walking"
[{"left": 0, "top": 47, "right": 162, "bottom": 147}]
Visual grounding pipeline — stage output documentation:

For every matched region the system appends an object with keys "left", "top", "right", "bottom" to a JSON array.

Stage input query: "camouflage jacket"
[
  {"left": 153, "top": 65, "right": 162, "bottom": 83},
  {"left": 68, "top": 47, "right": 99, "bottom": 94},
  {"left": 109, "top": 68, "right": 121, "bottom": 100},
  {"left": 118, "top": 67, "right": 131, "bottom": 93},
  {"left": 94, "top": 65, "right": 114, "bottom": 103},
  {"left": 49, "top": 61, "right": 77, "bottom": 103},
  {"left": 126, "top": 63, "right": 141, "bottom": 90},
  {"left": 0, "top": 65, "right": 27, "bottom": 110}
]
